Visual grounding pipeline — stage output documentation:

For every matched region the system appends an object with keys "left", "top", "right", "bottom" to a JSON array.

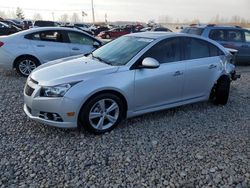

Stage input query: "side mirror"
[
  {"left": 93, "top": 41, "right": 101, "bottom": 48},
  {"left": 141, "top": 57, "right": 160, "bottom": 69}
]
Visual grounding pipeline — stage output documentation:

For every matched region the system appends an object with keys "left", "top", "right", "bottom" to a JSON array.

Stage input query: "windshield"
[{"left": 91, "top": 36, "right": 153, "bottom": 66}]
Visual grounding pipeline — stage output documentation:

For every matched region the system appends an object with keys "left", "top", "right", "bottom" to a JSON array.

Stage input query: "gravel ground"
[{"left": 0, "top": 67, "right": 249, "bottom": 188}]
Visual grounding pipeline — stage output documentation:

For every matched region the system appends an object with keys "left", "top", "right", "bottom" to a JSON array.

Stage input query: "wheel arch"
[
  {"left": 13, "top": 54, "right": 41, "bottom": 69},
  {"left": 78, "top": 89, "right": 128, "bottom": 122},
  {"left": 210, "top": 74, "right": 231, "bottom": 99}
]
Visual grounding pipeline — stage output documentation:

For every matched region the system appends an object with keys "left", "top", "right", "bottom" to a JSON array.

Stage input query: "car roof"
[
  {"left": 127, "top": 32, "right": 189, "bottom": 39},
  {"left": 187, "top": 24, "right": 244, "bottom": 30},
  {"left": 24, "top": 27, "right": 88, "bottom": 33}
]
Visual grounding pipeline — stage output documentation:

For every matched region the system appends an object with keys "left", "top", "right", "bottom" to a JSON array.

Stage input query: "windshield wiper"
[{"left": 91, "top": 53, "right": 113, "bottom": 66}]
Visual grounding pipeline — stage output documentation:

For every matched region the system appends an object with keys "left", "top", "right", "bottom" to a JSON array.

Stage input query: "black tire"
[
  {"left": 15, "top": 56, "right": 40, "bottom": 77},
  {"left": 213, "top": 76, "right": 231, "bottom": 105},
  {"left": 79, "top": 93, "right": 124, "bottom": 134}
]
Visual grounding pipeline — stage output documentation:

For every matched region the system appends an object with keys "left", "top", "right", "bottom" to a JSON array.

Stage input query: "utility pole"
[
  {"left": 105, "top": 13, "right": 107, "bottom": 24},
  {"left": 52, "top": 12, "right": 55, "bottom": 21},
  {"left": 91, "top": 0, "right": 95, "bottom": 24}
]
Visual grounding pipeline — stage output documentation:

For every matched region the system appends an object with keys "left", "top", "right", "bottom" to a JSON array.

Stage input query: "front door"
[{"left": 134, "top": 38, "right": 185, "bottom": 111}]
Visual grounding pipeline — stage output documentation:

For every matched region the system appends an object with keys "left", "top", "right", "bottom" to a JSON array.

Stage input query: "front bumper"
[
  {"left": 23, "top": 79, "right": 79, "bottom": 129},
  {"left": 24, "top": 104, "right": 77, "bottom": 128}
]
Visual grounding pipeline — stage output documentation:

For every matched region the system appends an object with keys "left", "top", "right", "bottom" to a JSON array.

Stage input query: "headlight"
[{"left": 40, "top": 82, "right": 79, "bottom": 97}]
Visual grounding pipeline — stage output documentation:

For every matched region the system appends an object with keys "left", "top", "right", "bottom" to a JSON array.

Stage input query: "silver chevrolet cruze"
[{"left": 24, "top": 32, "right": 235, "bottom": 134}]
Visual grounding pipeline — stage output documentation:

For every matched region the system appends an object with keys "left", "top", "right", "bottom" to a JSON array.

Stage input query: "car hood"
[{"left": 30, "top": 55, "right": 119, "bottom": 86}]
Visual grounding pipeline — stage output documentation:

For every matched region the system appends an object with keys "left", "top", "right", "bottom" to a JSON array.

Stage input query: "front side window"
[
  {"left": 209, "top": 29, "right": 226, "bottom": 41},
  {"left": 67, "top": 32, "right": 94, "bottom": 45},
  {"left": 28, "top": 31, "right": 64, "bottom": 43},
  {"left": 142, "top": 38, "right": 181, "bottom": 64},
  {"left": 227, "top": 30, "right": 244, "bottom": 42},
  {"left": 244, "top": 31, "right": 250, "bottom": 42},
  {"left": 183, "top": 38, "right": 210, "bottom": 60}
]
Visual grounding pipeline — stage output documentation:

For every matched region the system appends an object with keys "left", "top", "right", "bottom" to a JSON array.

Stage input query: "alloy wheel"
[
  {"left": 89, "top": 99, "right": 119, "bottom": 131},
  {"left": 18, "top": 59, "right": 37, "bottom": 76}
]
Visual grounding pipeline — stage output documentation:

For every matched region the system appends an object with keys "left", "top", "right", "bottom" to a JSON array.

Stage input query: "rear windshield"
[{"left": 181, "top": 27, "right": 204, "bottom": 35}]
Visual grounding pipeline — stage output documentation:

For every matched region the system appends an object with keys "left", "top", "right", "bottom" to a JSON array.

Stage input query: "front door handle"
[
  {"left": 209, "top": 64, "right": 217, "bottom": 69},
  {"left": 72, "top": 47, "right": 80, "bottom": 51},
  {"left": 173, "top": 71, "right": 183, "bottom": 76}
]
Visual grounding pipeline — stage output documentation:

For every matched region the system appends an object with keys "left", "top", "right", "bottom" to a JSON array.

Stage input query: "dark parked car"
[
  {"left": 33, "top": 20, "right": 61, "bottom": 27},
  {"left": 152, "top": 27, "right": 172, "bottom": 32},
  {"left": 97, "top": 28, "right": 131, "bottom": 39},
  {"left": 181, "top": 24, "right": 250, "bottom": 64},
  {"left": 61, "top": 25, "right": 94, "bottom": 36},
  {"left": 92, "top": 26, "right": 109, "bottom": 36},
  {"left": 23, "top": 20, "right": 33, "bottom": 30},
  {"left": 1, "top": 20, "right": 23, "bottom": 30},
  {"left": 0, "top": 22, "right": 21, "bottom": 36}
]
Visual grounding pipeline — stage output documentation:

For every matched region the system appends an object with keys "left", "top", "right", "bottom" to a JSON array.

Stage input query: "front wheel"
[
  {"left": 79, "top": 93, "right": 124, "bottom": 134},
  {"left": 16, "top": 57, "right": 39, "bottom": 77}
]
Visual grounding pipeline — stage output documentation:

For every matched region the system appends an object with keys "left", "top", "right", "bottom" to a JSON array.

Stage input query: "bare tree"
[
  {"left": 16, "top": 7, "right": 25, "bottom": 19},
  {"left": 0, "top": 11, "right": 6, "bottom": 19},
  {"left": 33, "top": 13, "right": 43, "bottom": 21},
  {"left": 158, "top": 15, "right": 173, "bottom": 24},
  {"left": 71, "top": 13, "right": 80, "bottom": 23},
  {"left": 59, "top": 14, "right": 69, "bottom": 23}
]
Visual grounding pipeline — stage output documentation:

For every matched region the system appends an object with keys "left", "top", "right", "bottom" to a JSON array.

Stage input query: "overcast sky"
[{"left": 1, "top": 0, "right": 250, "bottom": 22}]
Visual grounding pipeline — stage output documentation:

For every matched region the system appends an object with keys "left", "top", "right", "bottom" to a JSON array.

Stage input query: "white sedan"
[{"left": 0, "top": 27, "right": 102, "bottom": 76}]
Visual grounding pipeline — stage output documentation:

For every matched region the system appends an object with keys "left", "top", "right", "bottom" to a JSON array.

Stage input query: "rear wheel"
[
  {"left": 79, "top": 93, "right": 124, "bottom": 134},
  {"left": 212, "top": 76, "right": 231, "bottom": 105},
  {"left": 16, "top": 56, "right": 39, "bottom": 77}
]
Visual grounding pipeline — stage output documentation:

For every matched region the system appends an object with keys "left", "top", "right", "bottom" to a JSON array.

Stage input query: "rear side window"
[
  {"left": 142, "top": 38, "right": 181, "bottom": 64},
  {"left": 183, "top": 38, "right": 210, "bottom": 60},
  {"left": 227, "top": 30, "right": 244, "bottom": 42},
  {"left": 181, "top": 27, "right": 204, "bottom": 35},
  {"left": 208, "top": 43, "right": 224, "bottom": 56},
  {"left": 25, "top": 31, "right": 64, "bottom": 43},
  {"left": 209, "top": 29, "right": 226, "bottom": 41}
]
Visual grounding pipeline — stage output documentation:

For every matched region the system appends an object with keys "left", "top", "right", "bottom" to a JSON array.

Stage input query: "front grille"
[{"left": 25, "top": 85, "right": 35, "bottom": 96}]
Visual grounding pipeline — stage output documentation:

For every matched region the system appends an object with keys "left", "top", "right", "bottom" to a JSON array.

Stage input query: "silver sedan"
[{"left": 24, "top": 32, "right": 236, "bottom": 134}]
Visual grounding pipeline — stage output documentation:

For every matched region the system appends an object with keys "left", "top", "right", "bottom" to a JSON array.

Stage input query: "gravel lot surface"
[{"left": 0, "top": 67, "right": 249, "bottom": 188}]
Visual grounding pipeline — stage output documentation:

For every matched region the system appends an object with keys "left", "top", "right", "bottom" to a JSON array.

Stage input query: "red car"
[{"left": 98, "top": 28, "right": 131, "bottom": 39}]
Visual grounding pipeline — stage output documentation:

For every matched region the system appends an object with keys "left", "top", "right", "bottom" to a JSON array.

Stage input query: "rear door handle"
[
  {"left": 173, "top": 71, "right": 183, "bottom": 76},
  {"left": 241, "top": 45, "right": 249, "bottom": 48},
  {"left": 36, "top": 45, "right": 45, "bottom": 47},
  {"left": 209, "top": 64, "right": 217, "bottom": 69},
  {"left": 72, "top": 47, "right": 80, "bottom": 51}
]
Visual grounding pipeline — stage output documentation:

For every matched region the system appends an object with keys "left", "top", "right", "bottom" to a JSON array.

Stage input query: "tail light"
[{"left": 0, "top": 42, "right": 4, "bottom": 47}]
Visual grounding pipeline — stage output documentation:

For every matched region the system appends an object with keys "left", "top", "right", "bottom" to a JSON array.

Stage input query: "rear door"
[
  {"left": 65, "top": 31, "right": 98, "bottom": 56},
  {"left": 181, "top": 37, "right": 223, "bottom": 100},
  {"left": 27, "top": 30, "right": 70, "bottom": 63}
]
